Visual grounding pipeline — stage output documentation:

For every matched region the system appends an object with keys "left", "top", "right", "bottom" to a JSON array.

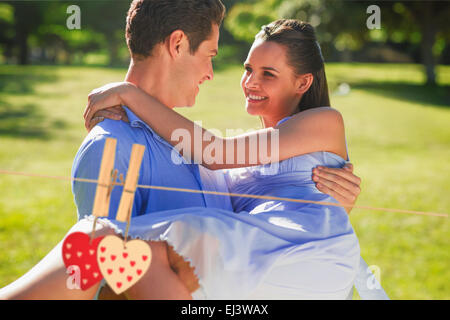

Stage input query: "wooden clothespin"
[
  {"left": 89, "top": 138, "right": 145, "bottom": 243},
  {"left": 90, "top": 138, "right": 118, "bottom": 241},
  {"left": 92, "top": 138, "right": 117, "bottom": 218},
  {"left": 116, "top": 144, "right": 145, "bottom": 224}
]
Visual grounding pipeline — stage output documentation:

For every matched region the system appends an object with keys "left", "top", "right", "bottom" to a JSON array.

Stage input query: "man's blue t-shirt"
[{"left": 71, "top": 107, "right": 232, "bottom": 221}]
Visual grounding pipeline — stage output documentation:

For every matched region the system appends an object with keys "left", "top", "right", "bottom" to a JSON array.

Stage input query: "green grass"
[{"left": 0, "top": 63, "right": 449, "bottom": 299}]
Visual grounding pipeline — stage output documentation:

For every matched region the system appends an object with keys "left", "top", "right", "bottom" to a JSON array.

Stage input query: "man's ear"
[
  {"left": 296, "top": 73, "right": 314, "bottom": 95},
  {"left": 167, "top": 30, "right": 189, "bottom": 59}
]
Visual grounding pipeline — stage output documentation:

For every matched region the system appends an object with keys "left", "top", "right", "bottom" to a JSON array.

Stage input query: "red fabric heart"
[{"left": 62, "top": 232, "right": 104, "bottom": 290}]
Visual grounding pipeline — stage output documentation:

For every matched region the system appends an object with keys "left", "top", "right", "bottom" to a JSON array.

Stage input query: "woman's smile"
[{"left": 246, "top": 92, "right": 268, "bottom": 103}]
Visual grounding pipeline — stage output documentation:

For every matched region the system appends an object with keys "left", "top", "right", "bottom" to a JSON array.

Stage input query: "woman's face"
[{"left": 241, "top": 40, "right": 303, "bottom": 124}]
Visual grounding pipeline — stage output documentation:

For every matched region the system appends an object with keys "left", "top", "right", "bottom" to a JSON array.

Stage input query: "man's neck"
[{"left": 124, "top": 57, "right": 175, "bottom": 109}]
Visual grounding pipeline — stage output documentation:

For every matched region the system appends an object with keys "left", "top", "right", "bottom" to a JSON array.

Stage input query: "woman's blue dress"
[{"left": 98, "top": 118, "right": 360, "bottom": 300}]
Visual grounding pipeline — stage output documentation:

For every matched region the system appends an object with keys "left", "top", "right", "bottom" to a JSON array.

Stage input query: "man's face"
[{"left": 173, "top": 24, "right": 219, "bottom": 107}]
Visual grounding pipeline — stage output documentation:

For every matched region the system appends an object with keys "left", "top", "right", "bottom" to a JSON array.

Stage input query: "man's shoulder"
[
  {"left": 84, "top": 119, "right": 146, "bottom": 147},
  {"left": 71, "top": 119, "right": 151, "bottom": 220},
  {"left": 91, "top": 118, "right": 145, "bottom": 140},
  {"left": 74, "top": 119, "right": 148, "bottom": 166}
]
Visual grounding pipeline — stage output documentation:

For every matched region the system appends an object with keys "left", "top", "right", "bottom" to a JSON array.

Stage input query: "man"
[{"left": 75, "top": 0, "right": 362, "bottom": 299}]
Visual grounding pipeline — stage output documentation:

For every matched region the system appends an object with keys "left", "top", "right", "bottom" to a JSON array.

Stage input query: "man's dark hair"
[{"left": 126, "top": 0, "right": 225, "bottom": 59}]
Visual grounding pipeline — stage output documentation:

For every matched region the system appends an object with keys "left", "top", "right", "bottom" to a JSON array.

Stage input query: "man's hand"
[{"left": 312, "top": 163, "right": 361, "bottom": 214}]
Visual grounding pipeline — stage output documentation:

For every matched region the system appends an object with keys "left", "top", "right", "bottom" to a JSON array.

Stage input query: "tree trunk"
[
  {"left": 17, "top": 30, "right": 29, "bottom": 65},
  {"left": 419, "top": 2, "right": 437, "bottom": 86},
  {"left": 14, "top": 4, "right": 30, "bottom": 65}
]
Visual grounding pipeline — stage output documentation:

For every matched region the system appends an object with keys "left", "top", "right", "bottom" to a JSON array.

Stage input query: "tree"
[
  {"left": 82, "top": 1, "right": 130, "bottom": 66},
  {"left": 0, "top": 3, "right": 15, "bottom": 62},
  {"left": 369, "top": 0, "right": 449, "bottom": 85},
  {"left": 225, "top": 0, "right": 281, "bottom": 43},
  {"left": 7, "top": 1, "right": 46, "bottom": 65},
  {"left": 398, "top": 1, "right": 449, "bottom": 85},
  {"left": 225, "top": 0, "right": 450, "bottom": 86},
  {"left": 1, "top": 1, "right": 130, "bottom": 66},
  {"left": 34, "top": 2, "right": 105, "bottom": 65}
]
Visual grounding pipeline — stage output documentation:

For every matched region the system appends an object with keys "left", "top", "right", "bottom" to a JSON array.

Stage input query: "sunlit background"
[{"left": 0, "top": 0, "right": 449, "bottom": 299}]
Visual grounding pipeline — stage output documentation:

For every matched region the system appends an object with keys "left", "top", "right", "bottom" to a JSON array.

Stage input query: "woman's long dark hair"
[{"left": 255, "top": 19, "right": 330, "bottom": 113}]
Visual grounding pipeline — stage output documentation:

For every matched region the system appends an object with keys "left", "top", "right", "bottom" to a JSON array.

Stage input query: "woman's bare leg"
[
  {"left": 167, "top": 244, "right": 200, "bottom": 293},
  {"left": 98, "top": 284, "right": 128, "bottom": 300},
  {"left": 0, "top": 218, "right": 115, "bottom": 300},
  {"left": 124, "top": 241, "right": 192, "bottom": 300}
]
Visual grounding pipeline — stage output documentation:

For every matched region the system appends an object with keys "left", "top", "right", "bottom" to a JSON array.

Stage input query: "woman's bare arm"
[
  {"left": 84, "top": 83, "right": 347, "bottom": 170},
  {"left": 84, "top": 83, "right": 360, "bottom": 214}
]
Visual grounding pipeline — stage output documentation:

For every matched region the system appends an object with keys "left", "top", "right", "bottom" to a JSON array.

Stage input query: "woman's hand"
[
  {"left": 84, "top": 82, "right": 136, "bottom": 131},
  {"left": 85, "top": 106, "right": 129, "bottom": 132}
]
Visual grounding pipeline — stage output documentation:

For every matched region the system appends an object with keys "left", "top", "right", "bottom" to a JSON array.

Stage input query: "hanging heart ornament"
[
  {"left": 97, "top": 235, "right": 152, "bottom": 295},
  {"left": 62, "top": 232, "right": 104, "bottom": 290}
]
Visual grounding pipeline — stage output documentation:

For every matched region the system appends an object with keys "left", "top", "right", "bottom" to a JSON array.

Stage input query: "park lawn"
[{"left": 0, "top": 63, "right": 449, "bottom": 299}]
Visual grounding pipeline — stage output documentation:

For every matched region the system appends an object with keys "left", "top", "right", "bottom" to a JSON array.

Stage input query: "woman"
[{"left": 84, "top": 19, "right": 360, "bottom": 300}]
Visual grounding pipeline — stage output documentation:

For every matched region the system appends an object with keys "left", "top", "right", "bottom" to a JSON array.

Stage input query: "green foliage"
[
  {"left": 213, "top": 44, "right": 250, "bottom": 67},
  {"left": 224, "top": 0, "right": 449, "bottom": 84},
  {"left": 0, "top": 1, "right": 129, "bottom": 66},
  {"left": 225, "top": 0, "right": 366, "bottom": 47},
  {"left": 0, "top": 3, "right": 14, "bottom": 43},
  {"left": 32, "top": 1, "right": 104, "bottom": 55},
  {"left": 225, "top": 0, "right": 281, "bottom": 43},
  {"left": 0, "top": 3, "right": 13, "bottom": 23},
  {"left": 225, "top": 0, "right": 449, "bottom": 47}
]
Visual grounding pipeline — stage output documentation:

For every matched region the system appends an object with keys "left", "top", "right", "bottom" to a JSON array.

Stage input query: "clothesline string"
[{"left": 0, "top": 169, "right": 447, "bottom": 218}]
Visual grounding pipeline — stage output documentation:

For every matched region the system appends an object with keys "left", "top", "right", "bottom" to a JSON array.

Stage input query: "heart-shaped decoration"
[
  {"left": 97, "top": 235, "right": 152, "bottom": 295},
  {"left": 62, "top": 232, "right": 104, "bottom": 290}
]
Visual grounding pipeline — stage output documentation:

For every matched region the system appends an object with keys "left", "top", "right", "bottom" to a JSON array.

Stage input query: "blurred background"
[{"left": 0, "top": 0, "right": 449, "bottom": 299}]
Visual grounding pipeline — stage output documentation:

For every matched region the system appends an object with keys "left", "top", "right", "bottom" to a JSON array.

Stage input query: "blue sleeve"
[{"left": 71, "top": 133, "right": 148, "bottom": 221}]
